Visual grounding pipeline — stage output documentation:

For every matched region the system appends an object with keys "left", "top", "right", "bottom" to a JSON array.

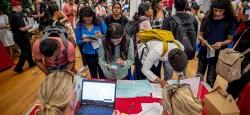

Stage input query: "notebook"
[{"left": 76, "top": 80, "right": 116, "bottom": 115}]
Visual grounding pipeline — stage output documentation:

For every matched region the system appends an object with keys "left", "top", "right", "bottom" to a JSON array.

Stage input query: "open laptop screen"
[{"left": 82, "top": 81, "right": 116, "bottom": 103}]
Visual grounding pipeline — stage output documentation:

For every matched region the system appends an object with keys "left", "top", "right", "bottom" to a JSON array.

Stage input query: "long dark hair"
[
  {"left": 133, "top": 2, "right": 151, "bottom": 21},
  {"left": 76, "top": 2, "right": 90, "bottom": 21},
  {"left": 103, "top": 23, "right": 130, "bottom": 62},
  {"left": 133, "top": 2, "right": 152, "bottom": 33},
  {"left": 202, "top": 0, "right": 237, "bottom": 34},
  {"left": 151, "top": 0, "right": 161, "bottom": 19},
  {"left": 78, "top": 6, "right": 100, "bottom": 25}
]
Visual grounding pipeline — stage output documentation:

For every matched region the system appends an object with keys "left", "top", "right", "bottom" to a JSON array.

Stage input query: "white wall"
[{"left": 129, "top": 0, "right": 141, "bottom": 20}]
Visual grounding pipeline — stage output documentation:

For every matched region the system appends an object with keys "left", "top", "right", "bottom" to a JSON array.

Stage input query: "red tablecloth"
[
  {"left": 0, "top": 42, "right": 14, "bottom": 71},
  {"left": 115, "top": 97, "right": 162, "bottom": 114},
  {"left": 237, "top": 82, "right": 250, "bottom": 115},
  {"left": 28, "top": 82, "right": 210, "bottom": 115}
]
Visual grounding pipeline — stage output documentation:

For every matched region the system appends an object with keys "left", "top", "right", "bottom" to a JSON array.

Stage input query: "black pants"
[
  {"left": 14, "top": 37, "right": 35, "bottom": 71},
  {"left": 197, "top": 57, "right": 218, "bottom": 88},
  {"left": 83, "top": 53, "right": 105, "bottom": 79}
]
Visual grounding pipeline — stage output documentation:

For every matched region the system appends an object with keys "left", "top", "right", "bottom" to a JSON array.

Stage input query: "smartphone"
[{"left": 110, "top": 65, "right": 118, "bottom": 71}]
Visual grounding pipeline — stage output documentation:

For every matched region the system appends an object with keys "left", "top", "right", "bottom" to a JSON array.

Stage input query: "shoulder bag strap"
[
  {"left": 243, "top": 63, "right": 250, "bottom": 75},
  {"left": 233, "top": 28, "right": 249, "bottom": 49}
]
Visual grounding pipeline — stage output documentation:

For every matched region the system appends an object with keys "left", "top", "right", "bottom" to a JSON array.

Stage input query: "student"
[
  {"left": 98, "top": 23, "right": 134, "bottom": 79},
  {"left": 139, "top": 31, "right": 187, "bottom": 87},
  {"left": 45, "top": 1, "right": 76, "bottom": 47},
  {"left": 191, "top": 3, "right": 204, "bottom": 32},
  {"left": 75, "top": 6, "right": 107, "bottom": 79},
  {"left": 95, "top": 0, "right": 108, "bottom": 17},
  {"left": 31, "top": 0, "right": 46, "bottom": 31},
  {"left": 63, "top": 0, "right": 77, "bottom": 28},
  {"left": 162, "top": 0, "right": 198, "bottom": 80},
  {"left": 227, "top": 13, "right": 250, "bottom": 99},
  {"left": 133, "top": 2, "right": 153, "bottom": 25},
  {"left": 128, "top": 2, "right": 153, "bottom": 45},
  {"left": 32, "top": 38, "right": 76, "bottom": 75},
  {"left": 151, "top": 0, "right": 168, "bottom": 29},
  {"left": 37, "top": 71, "right": 122, "bottom": 115},
  {"left": 105, "top": 2, "right": 129, "bottom": 26},
  {"left": 197, "top": 0, "right": 237, "bottom": 87},
  {"left": 9, "top": 0, "right": 36, "bottom": 73}
]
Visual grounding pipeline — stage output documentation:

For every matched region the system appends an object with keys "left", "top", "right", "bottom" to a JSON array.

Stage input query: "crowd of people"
[{"left": 0, "top": 0, "right": 250, "bottom": 114}]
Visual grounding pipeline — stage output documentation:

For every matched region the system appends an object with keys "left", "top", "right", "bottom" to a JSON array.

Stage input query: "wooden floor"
[{"left": 0, "top": 47, "right": 198, "bottom": 115}]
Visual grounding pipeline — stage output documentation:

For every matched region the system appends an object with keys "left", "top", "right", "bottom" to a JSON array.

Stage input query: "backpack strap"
[
  {"left": 172, "top": 15, "right": 194, "bottom": 26},
  {"left": 162, "top": 42, "right": 169, "bottom": 57},
  {"left": 162, "top": 40, "right": 181, "bottom": 56},
  {"left": 243, "top": 63, "right": 250, "bottom": 75},
  {"left": 41, "top": 21, "right": 69, "bottom": 56},
  {"left": 172, "top": 15, "right": 182, "bottom": 25}
]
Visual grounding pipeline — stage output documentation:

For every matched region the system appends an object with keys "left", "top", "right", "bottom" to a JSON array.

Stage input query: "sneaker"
[
  {"left": 13, "top": 68, "right": 23, "bottom": 73},
  {"left": 29, "top": 62, "right": 36, "bottom": 68}
]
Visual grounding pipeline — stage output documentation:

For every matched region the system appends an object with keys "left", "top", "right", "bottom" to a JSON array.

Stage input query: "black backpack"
[
  {"left": 124, "top": 21, "right": 137, "bottom": 37},
  {"left": 170, "top": 15, "right": 197, "bottom": 60},
  {"left": 41, "top": 21, "right": 69, "bottom": 55}
]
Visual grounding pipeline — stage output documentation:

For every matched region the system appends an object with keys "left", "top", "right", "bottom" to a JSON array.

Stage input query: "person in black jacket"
[{"left": 227, "top": 21, "right": 250, "bottom": 99}]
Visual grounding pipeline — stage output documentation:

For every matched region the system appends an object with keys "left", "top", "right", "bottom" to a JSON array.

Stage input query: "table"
[
  {"left": 0, "top": 42, "right": 14, "bottom": 71},
  {"left": 27, "top": 76, "right": 209, "bottom": 115},
  {"left": 115, "top": 97, "right": 161, "bottom": 114},
  {"left": 74, "top": 76, "right": 163, "bottom": 114}
]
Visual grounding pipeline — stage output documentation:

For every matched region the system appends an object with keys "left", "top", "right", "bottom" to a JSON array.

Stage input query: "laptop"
[{"left": 76, "top": 80, "right": 116, "bottom": 115}]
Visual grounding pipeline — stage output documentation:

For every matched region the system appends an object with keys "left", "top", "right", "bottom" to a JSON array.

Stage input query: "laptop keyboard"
[{"left": 76, "top": 105, "right": 113, "bottom": 115}]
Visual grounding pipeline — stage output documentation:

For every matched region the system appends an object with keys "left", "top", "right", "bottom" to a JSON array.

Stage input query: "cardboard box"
[
  {"left": 213, "top": 75, "right": 228, "bottom": 91},
  {"left": 203, "top": 87, "right": 240, "bottom": 115}
]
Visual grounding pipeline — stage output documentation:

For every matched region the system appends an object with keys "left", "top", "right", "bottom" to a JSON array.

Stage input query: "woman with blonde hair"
[
  {"left": 37, "top": 71, "right": 77, "bottom": 115},
  {"left": 37, "top": 70, "right": 122, "bottom": 115}
]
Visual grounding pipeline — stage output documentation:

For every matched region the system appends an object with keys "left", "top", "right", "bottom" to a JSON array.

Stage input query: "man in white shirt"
[{"left": 141, "top": 40, "right": 188, "bottom": 87}]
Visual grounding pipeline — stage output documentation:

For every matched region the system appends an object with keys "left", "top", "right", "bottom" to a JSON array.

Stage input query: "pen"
[{"left": 127, "top": 102, "right": 135, "bottom": 113}]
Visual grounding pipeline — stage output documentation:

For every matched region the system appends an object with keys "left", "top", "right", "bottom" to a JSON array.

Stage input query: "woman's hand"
[
  {"left": 116, "top": 58, "right": 125, "bottom": 66},
  {"left": 155, "top": 78, "right": 168, "bottom": 88},
  {"left": 112, "top": 110, "right": 121, "bottom": 115},
  {"left": 95, "top": 31, "right": 103, "bottom": 38},
  {"left": 83, "top": 37, "right": 94, "bottom": 42},
  {"left": 201, "top": 39, "right": 208, "bottom": 46},
  {"left": 212, "top": 42, "right": 222, "bottom": 50}
]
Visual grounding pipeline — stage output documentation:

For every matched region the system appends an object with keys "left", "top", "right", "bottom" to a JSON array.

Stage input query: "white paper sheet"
[
  {"left": 137, "top": 103, "right": 163, "bottom": 115},
  {"left": 116, "top": 80, "right": 151, "bottom": 98},
  {"left": 91, "top": 41, "right": 100, "bottom": 49},
  {"left": 27, "top": 17, "right": 35, "bottom": 27},
  {"left": 180, "top": 77, "right": 200, "bottom": 97},
  {"left": 151, "top": 84, "right": 162, "bottom": 98},
  {"left": 0, "top": 17, "right": 5, "bottom": 24}
]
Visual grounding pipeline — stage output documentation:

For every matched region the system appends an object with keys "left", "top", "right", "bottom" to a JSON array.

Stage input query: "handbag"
[
  {"left": 162, "top": 84, "right": 202, "bottom": 115},
  {"left": 216, "top": 28, "right": 250, "bottom": 82}
]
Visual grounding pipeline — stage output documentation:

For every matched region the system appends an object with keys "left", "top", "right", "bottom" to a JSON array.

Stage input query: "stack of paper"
[
  {"left": 136, "top": 103, "right": 163, "bottom": 115},
  {"left": 116, "top": 80, "right": 152, "bottom": 98},
  {"left": 151, "top": 84, "right": 162, "bottom": 98}
]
